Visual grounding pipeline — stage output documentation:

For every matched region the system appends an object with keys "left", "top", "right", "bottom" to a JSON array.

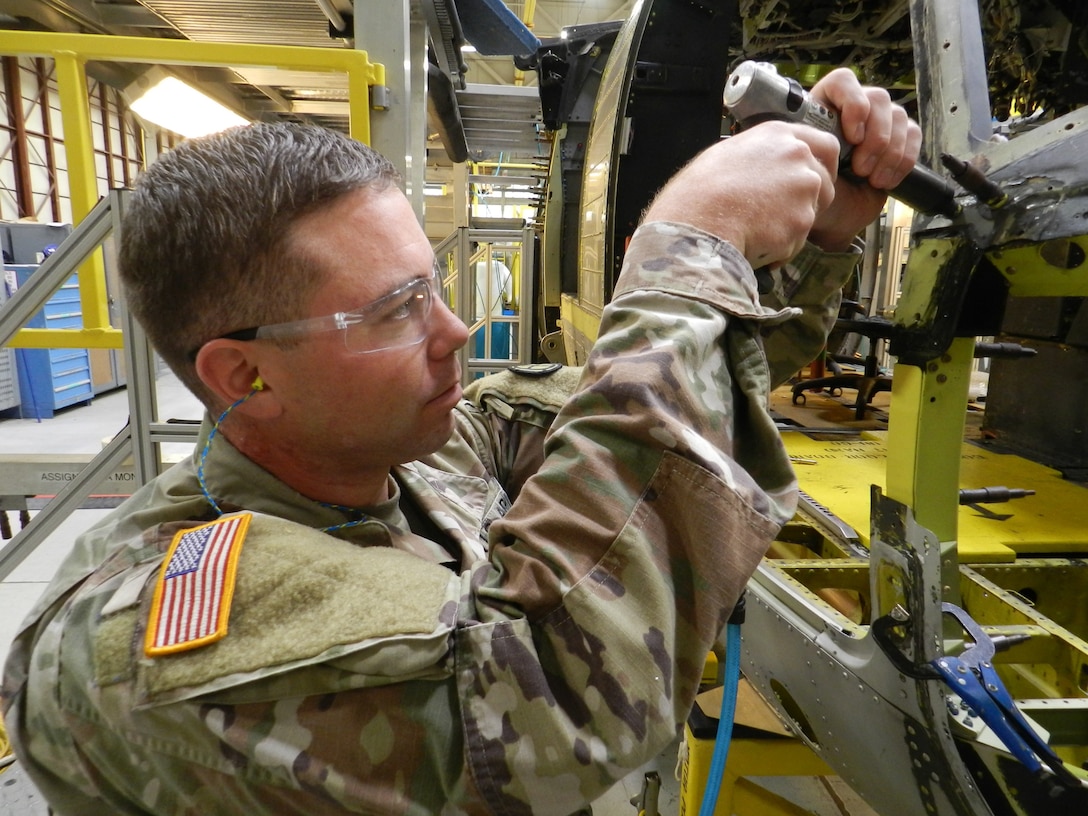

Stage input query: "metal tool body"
[{"left": 723, "top": 60, "right": 960, "bottom": 218}]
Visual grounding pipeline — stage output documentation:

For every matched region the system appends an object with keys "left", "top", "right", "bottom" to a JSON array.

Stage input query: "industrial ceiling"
[
  {"left": 3, "top": 2, "right": 1085, "bottom": 167},
  {"left": 0, "top": 0, "right": 636, "bottom": 162}
]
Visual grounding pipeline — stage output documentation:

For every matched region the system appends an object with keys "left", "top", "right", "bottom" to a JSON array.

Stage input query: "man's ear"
[{"left": 194, "top": 339, "right": 281, "bottom": 418}]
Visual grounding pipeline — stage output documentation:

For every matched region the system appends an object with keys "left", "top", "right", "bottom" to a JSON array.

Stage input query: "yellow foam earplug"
[{"left": 251, "top": 375, "right": 264, "bottom": 391}]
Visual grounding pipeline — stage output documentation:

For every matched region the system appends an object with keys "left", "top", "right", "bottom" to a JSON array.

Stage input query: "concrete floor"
[{"left": 0, "top": 369, "right": 881, "bottom": 816}]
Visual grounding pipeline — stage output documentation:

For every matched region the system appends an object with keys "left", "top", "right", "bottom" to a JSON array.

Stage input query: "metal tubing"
[
  {"left": 54, "top": 50, "right": 112, "bottom": 333},
  {"left": 0, "top": 426, "right": 132, "bottom": 582},
  {"left": 0, "top": 194, "right": 117, "bottom": 348},
  {"left": 110, "top": 187, "right": 161, "bottom": 485}
]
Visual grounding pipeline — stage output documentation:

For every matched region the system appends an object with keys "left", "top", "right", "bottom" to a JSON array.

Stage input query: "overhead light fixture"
[{"left": 125, "top": 68, "right": 248, "bottom": 139}]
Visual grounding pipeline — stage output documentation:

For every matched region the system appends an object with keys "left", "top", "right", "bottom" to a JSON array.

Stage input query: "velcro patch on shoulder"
[
  {"left": 144, "top": 513, "right": 251, "bottom": 657},
  {"left": 137, "top": 514, "right": 458, "bottom": 703}
]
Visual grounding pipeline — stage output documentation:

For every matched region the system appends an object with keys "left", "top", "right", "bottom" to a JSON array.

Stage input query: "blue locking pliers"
[{"left": 933, "top": 602, "right": 1083, "bottom": 792}]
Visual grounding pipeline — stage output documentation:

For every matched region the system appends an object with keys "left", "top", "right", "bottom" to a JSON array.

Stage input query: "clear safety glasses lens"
[{"left": 339, "top": 271, "right": 437, "bottom": 354}]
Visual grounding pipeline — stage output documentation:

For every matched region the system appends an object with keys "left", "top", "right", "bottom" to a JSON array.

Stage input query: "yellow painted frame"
[
  {"left": 0, "top": 30, "right": 385, "bottom": 350},
  {"left": 681, "top": 724, "right": 834, "bottom": 815}
]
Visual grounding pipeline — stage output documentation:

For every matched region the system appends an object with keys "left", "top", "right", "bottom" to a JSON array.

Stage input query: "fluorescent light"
[{"left": 127, "top": 71, "right": 248, "bottom": 138}]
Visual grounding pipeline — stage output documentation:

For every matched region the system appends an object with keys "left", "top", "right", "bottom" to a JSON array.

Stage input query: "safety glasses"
[{"left": 201, "top": 262, "right": 442, "bottom": 357}]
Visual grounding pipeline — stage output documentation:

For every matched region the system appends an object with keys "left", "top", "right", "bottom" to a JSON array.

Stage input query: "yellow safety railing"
[{"left": 0, "top": 30, "right": 385, "bottom": 350}]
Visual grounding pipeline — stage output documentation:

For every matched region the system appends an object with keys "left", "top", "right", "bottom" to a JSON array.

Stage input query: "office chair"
[{"left": 791, "top": 301, "right": 895, "bottom": 420}]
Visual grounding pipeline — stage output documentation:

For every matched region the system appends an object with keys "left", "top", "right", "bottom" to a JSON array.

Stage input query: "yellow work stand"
[{"left": 679, "top": 680, "right": 836, "bottom": 816}]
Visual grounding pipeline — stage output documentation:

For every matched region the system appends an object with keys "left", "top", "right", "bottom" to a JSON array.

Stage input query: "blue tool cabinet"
[{"left": 8, "top": 264, "right": 94, "bottom": 419}]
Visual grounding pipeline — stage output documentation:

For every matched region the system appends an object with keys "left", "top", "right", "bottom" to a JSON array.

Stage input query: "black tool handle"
[{"left": 842, "top": 157, "right": 959, "bottom": 218}]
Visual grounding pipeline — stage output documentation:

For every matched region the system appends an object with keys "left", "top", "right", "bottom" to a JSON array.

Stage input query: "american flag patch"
[{"left": 144, "top": 513, "right": 251, "bottom": 656}]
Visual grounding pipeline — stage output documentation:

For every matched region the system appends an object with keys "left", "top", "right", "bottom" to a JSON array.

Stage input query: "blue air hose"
[{"left": 698, "top": 595, "right": 745, "bottom": 816}]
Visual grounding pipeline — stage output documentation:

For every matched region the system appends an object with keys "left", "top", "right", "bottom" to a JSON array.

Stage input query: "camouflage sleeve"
[
  {"left": 757, "top": 239, "right": 863, "bottom": 386},
  {"left": 457, "top": 221, "right": 801, "bottom": 810}
]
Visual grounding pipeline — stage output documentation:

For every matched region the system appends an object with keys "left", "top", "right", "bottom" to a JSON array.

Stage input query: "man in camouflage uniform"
[{"left": 2, "top": 66, "right": 919, "bottom": 814}]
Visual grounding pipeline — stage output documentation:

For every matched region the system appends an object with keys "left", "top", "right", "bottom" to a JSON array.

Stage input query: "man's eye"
[
  {"left": 388, "top": 301, "right": 412, "bottom": 320},
  {"left": 380, "top": 291, "right": 424, "bottom": 321}
]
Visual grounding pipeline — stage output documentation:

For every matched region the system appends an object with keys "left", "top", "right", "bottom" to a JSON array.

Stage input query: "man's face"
[{"left": 259, "top": 186, "right": 469, "bottom": 476}]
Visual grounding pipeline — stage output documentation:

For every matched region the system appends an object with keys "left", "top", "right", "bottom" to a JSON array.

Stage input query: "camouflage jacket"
[{"left": 2, "top": 222, "right": 857, "bottom": 815}]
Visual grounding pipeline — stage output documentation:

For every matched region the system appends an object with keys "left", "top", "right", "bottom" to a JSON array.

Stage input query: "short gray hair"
[{"left": 119, "top": 122, "right": 401, "bottom": 406}]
